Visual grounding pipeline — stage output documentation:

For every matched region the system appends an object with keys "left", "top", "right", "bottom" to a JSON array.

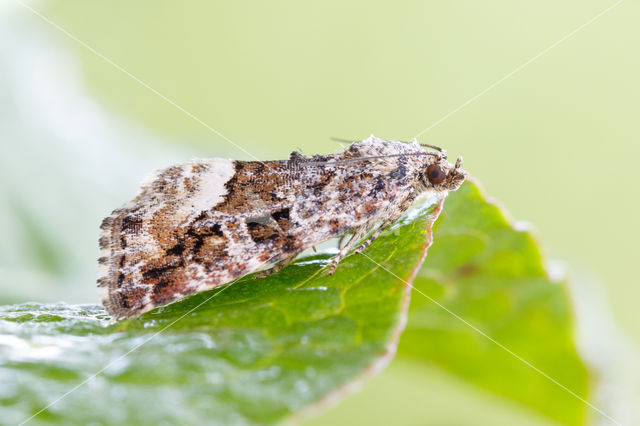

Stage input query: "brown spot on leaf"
[{"left": 457, "top": 263, "right": 477, "bottom": 277}]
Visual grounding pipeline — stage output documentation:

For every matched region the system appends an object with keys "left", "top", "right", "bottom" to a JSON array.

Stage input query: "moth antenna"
[
  {"left": 330, "top": 137, "right": 357, "bottom": 144},
  {"left": 304, "top": 151, "right": 442, "bottom": 166},
  {"left": 419, "top": 143, "right": 443, "bottom": 152},
  {"left": 455, "top": 156, "right": 463, "bottom": 169}
]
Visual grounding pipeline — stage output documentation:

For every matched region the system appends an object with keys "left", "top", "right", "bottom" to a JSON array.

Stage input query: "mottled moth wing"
[{"left": 99, "top": 139, "right": 428, "bottom": 318}]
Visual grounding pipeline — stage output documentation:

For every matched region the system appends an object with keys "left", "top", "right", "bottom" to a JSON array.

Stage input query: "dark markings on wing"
[{"left": 102, "top": 146, "right": 421, "bottom": 318}]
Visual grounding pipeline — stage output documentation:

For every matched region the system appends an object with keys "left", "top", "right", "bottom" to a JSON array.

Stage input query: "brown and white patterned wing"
[
  {"left": 99, "top": 138, "right": 427, "bottom": 318},
  {"left": 98, "top": 158, "right": 241, "bottom": 318}
]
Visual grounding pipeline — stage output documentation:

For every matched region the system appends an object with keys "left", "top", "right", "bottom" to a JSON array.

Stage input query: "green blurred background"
[{"left": 1, "top": 0, "right": 638, "bottom": 424}]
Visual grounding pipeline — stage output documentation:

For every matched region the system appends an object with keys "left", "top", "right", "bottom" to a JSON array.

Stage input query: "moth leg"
[
  {"left": 254, "top": 254, "right": 297, "bottom": 279},
  {"left": 328, "top": 228, "right": 367, "bottom": 275},
  {"left": 354, "top": 220, "right": 394, "bottom": 254},
  {"left": 337, "top": 233, "right": 348, "bottom": 250}
]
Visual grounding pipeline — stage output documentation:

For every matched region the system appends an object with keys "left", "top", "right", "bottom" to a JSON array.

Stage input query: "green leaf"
[
  {"left": 0, "top": 196, "right": 442, "bottom": 425},
  {"left": 398, "top": 181, "right": 589, "bottom": 425}
]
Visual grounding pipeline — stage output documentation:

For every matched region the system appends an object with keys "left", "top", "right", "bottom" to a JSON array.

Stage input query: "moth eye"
[{"left": 426, "top": 164, "right": 445, "bottom": 184}]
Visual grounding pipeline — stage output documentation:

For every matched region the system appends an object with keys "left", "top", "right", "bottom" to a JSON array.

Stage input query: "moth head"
[{"left": 421, "top": 155, "right": 467, "bottom": 192}]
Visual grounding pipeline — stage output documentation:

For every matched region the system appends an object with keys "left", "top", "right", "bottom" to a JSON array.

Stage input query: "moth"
[{"left": 98, "top": 135, "right": 467, "bottom": 318}]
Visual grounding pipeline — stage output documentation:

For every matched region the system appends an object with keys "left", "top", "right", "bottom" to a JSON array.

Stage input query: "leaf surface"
[
  {"left": 0, "top": 195, "right": 443, "bottom": 425},
  {"left": 398, "top": 181, "right": 589, "bottom": 425}
]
